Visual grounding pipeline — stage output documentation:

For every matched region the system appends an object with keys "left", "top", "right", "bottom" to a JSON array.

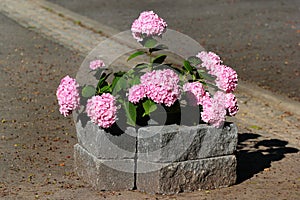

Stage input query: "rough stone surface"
[
  {"left": 74, "top": 144, "right": 135, "bottom": 191},
  {"left": 74, "top": 112, "right": 137, "bottom": 159},
  {"left": 74, "top": 121, "right": 237, "bottom": 193},
  {"left": 138, "top": 123, "right": 237, "bottom": 163},
  {"left": 136, "top": 155, "right": 237, "bottom": 194}
]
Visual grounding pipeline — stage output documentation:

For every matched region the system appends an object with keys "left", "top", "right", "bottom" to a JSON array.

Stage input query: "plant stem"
[{"left": 148, "top": 49, "right": 153, "bottom": 70}]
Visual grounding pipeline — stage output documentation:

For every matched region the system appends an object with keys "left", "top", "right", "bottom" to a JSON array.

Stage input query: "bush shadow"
[{"left": 236, "top": 132, "right": 299, "bottom": 184}]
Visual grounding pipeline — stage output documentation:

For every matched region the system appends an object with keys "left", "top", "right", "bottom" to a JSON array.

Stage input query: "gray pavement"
[
  {"left": 48, "top": 0, "right": 300, "bottom": 101},
  {"left": 0, "top": 0, "right": 299, "bottom": 199}
]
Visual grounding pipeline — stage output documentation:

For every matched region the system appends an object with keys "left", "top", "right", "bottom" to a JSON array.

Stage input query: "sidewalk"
[{"left": 0, "top": 0, "right": 299, "bottom": 199}]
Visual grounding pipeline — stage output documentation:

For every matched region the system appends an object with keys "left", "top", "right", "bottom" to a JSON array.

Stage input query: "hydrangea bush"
[{"left": 56, "top": 10, "right": 239, "bottom": 128}]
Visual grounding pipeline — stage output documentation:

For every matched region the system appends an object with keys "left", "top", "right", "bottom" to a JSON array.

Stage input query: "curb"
[
  {"left": 238, "top": 81, "right": 300, "bottom": 117},
  {"left": 0, "top": 0, "right": 108, "bottom": 56},
  {"left": 1, "top": 0, "right": 299, "bottom": 146}
]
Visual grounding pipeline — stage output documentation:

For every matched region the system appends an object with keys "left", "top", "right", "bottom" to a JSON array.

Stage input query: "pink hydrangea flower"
[
  {"left": 56, "top": 75, "right": 80, "bottom": 117},
  {"left": 225, "top": 93, "right": 239, "bottom": 116},
  {"left": 196, "top": 51, "right": 238, "bottom": 93},
  {"left": 86, "top": 93, "right": 117, "bottom": 128},
  {"left": 183, "top": 82, "right": 206, "bottom": 106},
  {"left": 128, "top": 84, "right": 146, "bottom": 104},
  {"left": 89, "top": 59, "right": 105, "bottom": 70},
  {"left": 201, "top": 91, "right": 226, "bottom": 128},
  {"left": 131, "top": 11, "right": 167, "bottom": 42},
  {"left": 196, "top": 51, "right": 222, "bottom": 71},
  {"left": 140, "top": 69, "right": 180, "bottom": 107},
  {"left": 214, "top": 65, "right": 238, "bottom": 93}
]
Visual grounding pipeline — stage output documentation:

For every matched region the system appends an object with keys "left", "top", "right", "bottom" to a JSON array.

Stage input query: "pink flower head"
[
  {"left": 89, "top": 59, "right": 105, "bottom": 70},
  {"left": 196, "top": 51, "right": 238, "bottom": 93},
  {"left": 86, "top": 93, "right": 117, "bottom": 128},
  {"left": 183, "top": 82, "right": 206, "bottom": 106},
  {"left": 128, "top": 84, "right": 146, "bottom": 104},
  {"left": 131, "top": 11, "right": 167, "bottom": 42},
  {"left": 214, "top": 65, "right": 238, "bottom": 93},
  {"left": 225, "top": 93, "right": 239, "bottom": 116},
  {"left": 201, "top": 91, "right": 226, "bottom": 128},
  {"left": 140, "top": 69, "right": 180, "bottom": 107},
  {"left": 196, "top": 51, "right": 222, "bottom": 71},
  {"left": 56, "top": 75, "right": 80, "bottom": 117}
]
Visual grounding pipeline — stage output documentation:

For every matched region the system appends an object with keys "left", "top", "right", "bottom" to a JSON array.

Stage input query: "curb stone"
[
  {"left": 0, "top": 0, "right": 299, "bottom": 148},
  {"left": 0, "top": 0, "right": 109, "bottom": 56}
]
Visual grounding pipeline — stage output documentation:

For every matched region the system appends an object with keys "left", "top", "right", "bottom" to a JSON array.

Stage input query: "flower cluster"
[
  {"left": 197, "top": 51, "right": 222, "bottom": 71},
  {"left": 183, "top": 82, "right": 206, "bottom": 106},
  {"left": 200, "top": 91, "right": 239, "bottom": 127},
  {"left": 86, "top": 93, "right": 117, "bottom": 128},
  {"left": 57, "top": 10, "right": 239, "bottom": 129},
  {"left": 193, "top": 51, "right": 239, "bottom": 126},
  {"left": 225, "top": 93, "right": 239, "bottom": 116},
  {"left": 131, "top": 10, "right": 167, "bottom": 42},
  {"left": 90, "top": 59, "right": 105, "bottom": 70},
  {"left": 128, "top": 84, "right": 146, "bottom": 104},
  {"left": 196, "top": 51, "right": 238, "bottom": 93},
  {"left": 201, "top": 91, "right": 226, "bottom": 128},
  {"left": 128, "top": 69, "right": 180, "bottom": 107},
  {"left": 56, "top": 75, "right": 80, "bottom": 117}
]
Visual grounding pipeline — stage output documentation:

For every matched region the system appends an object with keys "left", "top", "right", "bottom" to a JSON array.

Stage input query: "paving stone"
[
  {"left": 136, "top": 155, "right": 237, "bottom": 194},
  {"left": 137, "top": 123, "right": 238, "bottom": 163},
  {"left": 74, "top": 144, "right": 135, "bottom": 191}
]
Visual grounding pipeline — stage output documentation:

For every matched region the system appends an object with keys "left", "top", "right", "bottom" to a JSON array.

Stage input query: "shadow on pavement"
[{"left": 236, "top": 133, "right": 299, "bottom": 184}]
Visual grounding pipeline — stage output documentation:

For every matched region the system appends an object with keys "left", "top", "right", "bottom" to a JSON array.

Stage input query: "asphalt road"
[{"left": 48, "top": 0, "right": 300, "bottom": 101}]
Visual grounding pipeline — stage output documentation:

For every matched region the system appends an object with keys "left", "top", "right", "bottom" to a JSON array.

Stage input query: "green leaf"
[
  {"left": 143, "top": 38, "right": 157, "bottom": 48},
  {"left": 127, "top": 51, "right": 145, "bottom": 61},
  {"left": 117, "top": 98, "right": 124, "bottom": 104},
  {"left": 125, "top": 75, "right": 141, "bottom": 89},
  {"left": 170, "top": 66, "right": 184, "bottom": 75},
  {"left": 82, "top": 85, "right": 96, "bottom": 98},
  {"left": 111, "top": 71, "right": 126, "bottom": 91},
  {"left": 192, "top": 74, "right": 197, "bottom": 81},
  {"left": 123, "top": 101, "right": 136, "bottom": 126},
  {"left": 131, "top": 76, "right": 141, "bottom": 86},
  {"left": 205, "top": 82, "right": 218, "bottom": 89},
  {"left": 187, "top": 56, "right": 201, "bottom": 66},
  {"left": 249, "top": 125, "right": 262, "bottom": 130},
  {"left": 111, "top": 73, "right": 122, "bottom": 90},
  {"left": 118, "top": 78, "right": 128, "bottom": 89},
  {"left": 100, "top": 85, "right": 111, "bottom": 93},
  {"left": 111, "top": 76, "right": 121, "bottom": 91},
  {"left": 152, "top": 54, "right": 167, "bottom": 64},
  {"left": 112, "top": 77, "right": 127, "bottom": 95},
  {"left": 97, "top": 72, "right": 111, "bottom": 89},
  {"left": 183, "top": 60, "right": 193, "bottom": 73},
  {"left": 114, "top": 71, "right": 126, "bottom": 77},
  {"left": 197, "top": 69, "right": 206, "bottom": 73},
  {"left": 199, "top": 71, "right": 216, "bottom": 81},
  {"left": 135, "top": 63, "right": 149, "bottom": 70},
  {"left": 142, "top": 99, "right": 157, "bottom": 116},
  {"left": 149, "top": 44, "right": 168, "bottom": 53}
]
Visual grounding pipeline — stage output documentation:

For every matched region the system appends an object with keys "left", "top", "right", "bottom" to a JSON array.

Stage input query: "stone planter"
[
  {"left": 73, "top": 112, "right": 238, "bottom": 194},
  {"left": 136, "top": 123, "right": 237, "bottom": 194}
]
